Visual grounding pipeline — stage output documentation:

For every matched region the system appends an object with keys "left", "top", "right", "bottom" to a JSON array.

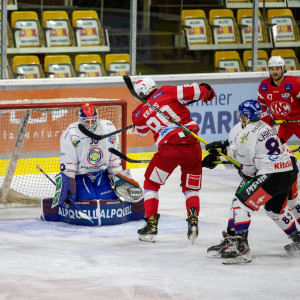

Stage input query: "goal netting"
[{"left": 0, "top": 98, "right": 127, "bottom": 206}]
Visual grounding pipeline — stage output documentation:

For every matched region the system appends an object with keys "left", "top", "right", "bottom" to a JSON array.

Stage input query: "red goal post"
[{"left": 0, "top": 98, "right": 127, "bottom": 205}]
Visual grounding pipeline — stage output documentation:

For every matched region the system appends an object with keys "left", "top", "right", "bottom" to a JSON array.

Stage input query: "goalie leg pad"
[{"left": 109, "top": 169, "right": 144, "bottom": 203}]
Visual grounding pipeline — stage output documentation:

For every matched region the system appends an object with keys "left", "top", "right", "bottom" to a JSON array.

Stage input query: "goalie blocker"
[{"left": 41, "top": 169, "right": 145, "bottom": 226}]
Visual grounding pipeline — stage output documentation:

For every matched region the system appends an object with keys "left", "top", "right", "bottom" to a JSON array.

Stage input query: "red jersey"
[
  {"left": 132, "top": 83, "right": 207, "bottom": 147},
  {"left": 257, "top": 76, "right": 300, "bottom": 122}
]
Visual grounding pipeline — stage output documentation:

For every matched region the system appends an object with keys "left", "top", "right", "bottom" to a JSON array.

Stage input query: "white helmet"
[
  {"left": 268, "top": 56, "right": 285, "bottom": 68},
  {"left": 134, "top": 77, "right": 157, "bottom": 99}
]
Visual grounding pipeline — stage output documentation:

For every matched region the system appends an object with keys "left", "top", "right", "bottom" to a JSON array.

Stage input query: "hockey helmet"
[
  {"left": 134, "top": 77, "right": 157, "bottom": 99},
  {"left": 78, "top": 103, "right": 98, "bottom": 131},
  {"left": 238, "top": 99, "right": 262, "bottom": 121},
  {"left": 268, "top": 56, "right": 285, "bottom": 69}
]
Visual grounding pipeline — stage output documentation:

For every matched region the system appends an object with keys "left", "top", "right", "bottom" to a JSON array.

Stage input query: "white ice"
[{"left": 0, "top": 167, "right": 299, "bottom": 300}]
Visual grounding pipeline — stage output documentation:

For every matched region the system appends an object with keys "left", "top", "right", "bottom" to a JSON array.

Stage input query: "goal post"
[{"left": 0, "top": 98, "right": 127, "bottom": 205}]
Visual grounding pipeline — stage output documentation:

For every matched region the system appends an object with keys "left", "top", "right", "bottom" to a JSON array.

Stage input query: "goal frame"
[{"left": 0, "top": 99, "right": 128, "bottom": 204}]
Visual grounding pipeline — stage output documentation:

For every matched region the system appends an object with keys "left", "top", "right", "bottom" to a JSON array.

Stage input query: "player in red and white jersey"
[
  {"left": 257, "top": 56, "right": 300, "bottom": 143},
  {"left": 132, "top": 77, "right": 215, "bottom": 242}
]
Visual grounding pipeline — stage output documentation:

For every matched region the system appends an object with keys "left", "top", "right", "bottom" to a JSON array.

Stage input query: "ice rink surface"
[{"left": 0, "top": 167, "right": 299, "bottom": 300}]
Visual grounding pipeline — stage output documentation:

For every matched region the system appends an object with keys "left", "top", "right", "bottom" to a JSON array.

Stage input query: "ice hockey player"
[
  {"left": 204, "top": 99, "right": 300, "bottom": 264},
  {"left": 258, "top": 56, "right": 300, "bottom": 142},
  {"left": 52, "top": 102, "right": 143, "bottom": 211},
  {"left": 132, "top": 77, "right": 215, "bottom": 242}
]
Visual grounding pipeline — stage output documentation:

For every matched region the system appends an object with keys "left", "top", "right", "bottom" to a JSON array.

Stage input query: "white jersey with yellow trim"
[{"left": 60, "top": 119, "right": 122, "bottom": 178}]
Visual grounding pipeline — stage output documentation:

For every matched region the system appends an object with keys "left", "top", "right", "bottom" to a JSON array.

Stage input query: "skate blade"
[
  {"left": 222, "top": 254, "right": 252, "bottom": 265},
  {"left": 284, "top": 244, "right": 300, "bottom": 256},
  {"left": 188, "top": 226, "right": 198, "bottom": 245},
  {"left": 138, "top": 234, "right": 156, "bottom": 243}
]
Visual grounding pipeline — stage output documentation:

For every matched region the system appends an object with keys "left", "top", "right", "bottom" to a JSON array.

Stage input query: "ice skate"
[
  {"left": 207, "top": 230, "right": 234, "bottom": 258},
  {"left": 284, "top": 231, "right": 300, "bottom": 256},
  {"left": 138, "top": 214, "right": 160, "bottom": 242},
  {"left": 221, "top": 236, "right": 251, "bottom": 264},
  {"left": 187, "top": 207, "right": 198, "bottom": 244}
]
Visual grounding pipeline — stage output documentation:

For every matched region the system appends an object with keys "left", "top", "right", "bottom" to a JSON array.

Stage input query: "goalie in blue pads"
[{"left": 41, "top": 103, "right": 144, "bottom": 225}]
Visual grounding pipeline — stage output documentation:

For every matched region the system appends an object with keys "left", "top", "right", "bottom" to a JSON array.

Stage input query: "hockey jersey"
[
  {"left": 257, "top": 76, "right": 300, "bottom": 123},
  {"left": 227, "top": 121, "right": 294, "bottom": 177},
  {"left": 132, "top": 83, "right": 208, "bottom": 146},
  {"left": 60, "top": 119, "right": 122, "bottom": 178}
]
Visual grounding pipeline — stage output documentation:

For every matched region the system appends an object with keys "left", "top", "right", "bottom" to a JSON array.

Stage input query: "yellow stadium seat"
[
  {"left": 12, "top": 55, "right": 44, "bottom": 79},
  {"left": 271, "top": 49, "right": 299, "bottom": 71},
  {"left": 181, "top": 10, "right": 212, "bottom": 45},
  {"left": 243, "top": 50, "right": 268, "bottom": 71},
  {"left": 215, "top": 51, "right": 244, "bottom": 72},
  {"left": 105, "top": 54, "right": 130, "bottom": 76},
  {"left": 43, "top": 11, "right": 75, "bottom": 47},
  {"left": 11, "top": 11, "right": 45, "bottom": 48},
  {"left": 267, "top": 9, "right": 299, "bottom": 42},
  {"left": 72, "top": 10, "right": 105, "bottom": 47},
  {"left": 209, "top": 9, "right": 241, "bottom": 44},
  {"left": 44, "top": 55, "right": 75, "bottom": 78},
  {"left": 75, "top": 54, "right": 105, "bottom": 77},
  {"left": 237, "top": 9, "right": 268, "bottom": 44}
]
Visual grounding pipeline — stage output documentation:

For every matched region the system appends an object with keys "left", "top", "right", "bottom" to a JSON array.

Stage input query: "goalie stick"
[
  {"left": 36, "top": 165, "right": 94, "bottom": 224},
  {"left": 78, "top": 101, "right": 198, "bottom": 141},
  {"left": 123, "top": 75, "right": 240, "bottom": 168}
]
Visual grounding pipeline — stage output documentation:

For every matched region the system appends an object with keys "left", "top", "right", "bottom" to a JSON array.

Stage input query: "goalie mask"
[
  {"left": 134, "top": 77, "right": 157, "bottom": 99},
  {"left": 109, "top": 169, "right": 144, "bottom": 203},
  {"left": 78, "top": 103, "right": 98, "bottom": 131}
]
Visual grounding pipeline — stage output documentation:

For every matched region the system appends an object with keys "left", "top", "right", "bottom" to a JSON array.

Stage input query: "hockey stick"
[
  {"left": 109, "top": 148, "right": 151, "bottom": 163},
  {"left": 78, "top": 101, "right": 198, "bottom": 141},
  {"left": 274, "top": 120, "right": 300, "bottom": 124},
  {"left": 78, "top": 123, "right": 134, "bottom": 141},
  {"left": 123, "top": 75, "right": 240, "bottom": 168},
  {"left": 36, "top": 165, "right": 94, "bottom": 223}
]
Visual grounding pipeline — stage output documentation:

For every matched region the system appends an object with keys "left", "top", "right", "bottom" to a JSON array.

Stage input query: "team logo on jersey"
[
  {"left": 152, "top": 91, "right": 163, "bottom": 99},
  {"left": 87, "top": 147, "right": 103, "bottom": 165},
  {"left": 281, "top": 93, "right": 290, "bottom": 99},
  {"left": 267, "top": 94, "right": 272, "bottom": 100},
  {"left": 72, "top": 140, "right": 80, "bottom": 148},
  {"left": 269, "top": 101, "right": 291, "bottom": 116},
  {"left": 261, "top": 84, "right": 268, "bottom": 91},
  {"left": 109, "top": 135, "right": 116, "bottom": 144},
  {"left": 134, "top": 108, "right": 141, "bottom": 119},
  {"left": 240, "top": 133, "right": 248, "bottom": 144},
  {"left": 285, "top": 84, "right": 292, "bottom": 91}
]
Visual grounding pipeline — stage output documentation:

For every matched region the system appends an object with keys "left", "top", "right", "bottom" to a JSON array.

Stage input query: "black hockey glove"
[
  {"left": 202, "top": 150, "right": 220, "bottom": 169},
  {"left": 205, "top": 140, "right": 229, "bottom": 155}
]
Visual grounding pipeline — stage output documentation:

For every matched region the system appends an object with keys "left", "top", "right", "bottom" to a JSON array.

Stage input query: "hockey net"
[{"left": 0, "top": 98, "right": 127, "bottom": 206}]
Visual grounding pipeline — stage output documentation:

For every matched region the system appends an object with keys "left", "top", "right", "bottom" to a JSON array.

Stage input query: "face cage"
[{"left": 79, "top": 116, "right": 98, "bottom": 131}]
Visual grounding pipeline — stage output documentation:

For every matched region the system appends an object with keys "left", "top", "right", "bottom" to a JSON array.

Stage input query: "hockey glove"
[
  {"left": 200, "top": 83, "right": 216, "bottom": 103},
  {"left": 205, "top": 140, "right": 229, "bottom": 155},
  {"left": 202, "top": 149, "right": 220, "bottom": 169}
]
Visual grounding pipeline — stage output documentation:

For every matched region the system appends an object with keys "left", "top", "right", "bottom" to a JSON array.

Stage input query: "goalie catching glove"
[
  {"left": 109, "top": 169, "right": 144, "bottom": 203},
  {"left": 199, "top": 83, "right": 216, "bottom": 103}
]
